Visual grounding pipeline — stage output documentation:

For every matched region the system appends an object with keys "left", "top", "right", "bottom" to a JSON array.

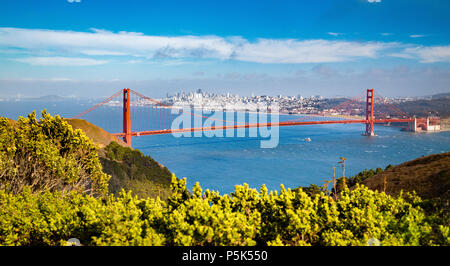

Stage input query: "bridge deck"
[{"left": 112, "top": 118, "right": 414, "bottom": 137}]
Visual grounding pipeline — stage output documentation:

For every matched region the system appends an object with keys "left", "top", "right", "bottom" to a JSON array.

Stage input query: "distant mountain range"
[
  {"left": 29, "top": 95, "right": 66, "bottom": 101},
  {"left": 431, "top": 92, "right": 450, "bottom": 99},
  {"left": 395, "top": 97, "right": 450, "bottom": 117}
]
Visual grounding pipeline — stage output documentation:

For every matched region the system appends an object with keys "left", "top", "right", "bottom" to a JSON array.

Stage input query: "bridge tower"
[
  {"left": 365, "top": 88, "right": 375, "bottom": 136},
  {"left": 123, "top": 88, "right": 132, "bottom": 145}
]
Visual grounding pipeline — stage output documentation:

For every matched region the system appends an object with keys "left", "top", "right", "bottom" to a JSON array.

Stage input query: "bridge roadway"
[{"left": 112, "top": 118, "right": 414, "bottom": 137}]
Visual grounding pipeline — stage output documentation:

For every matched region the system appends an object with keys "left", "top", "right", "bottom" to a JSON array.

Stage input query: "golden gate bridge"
[{"left": 71, "top": 88, "right": 439, "bottom": 146}]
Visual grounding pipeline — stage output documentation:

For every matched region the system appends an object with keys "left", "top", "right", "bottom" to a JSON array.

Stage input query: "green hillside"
[
  {"left": 63, "top": 118, "right": 173, "bottom": 200},
  {"left": 100, "top": 142, "right": 173, "bottom": 200}
]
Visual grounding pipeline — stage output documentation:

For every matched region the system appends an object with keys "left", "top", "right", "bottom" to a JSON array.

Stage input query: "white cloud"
[
  {"left": 233, "top": 39, "right": 390, "bottom": 63},
  {"left": 0, "top": 27, "right": 234, "bottom": 61},
  {"left": 14, "top": 57, "right": 109, "bottom": 66},
  {"left": 368, "top": 0, "right": 381, "bottom": 3},
  {"left": 392, "top": 46, "right": 450, "bottom": 63},
  {"left": 381, "top": 33, "right": 393, "bottom": 36},
  {"left": 126, "top": 59, "right": 145, "bottom": 64},
  {"left": 80, "top": 49, "right": 129, "bottom": 56},
  {"left": 328, "top": 32, "right": 342, "bottom": 37},
  {"left": 67, "top": 0, "right": 81, "bottom": 3},
  {"left": 0, "top": 27, "right": 393, "bottom": 64},
  {"left": 409, "top": 34, "right": 425, "bottom": 38},
  {"left": 388, "top": 53, "right": 415, "bottom": 60}
]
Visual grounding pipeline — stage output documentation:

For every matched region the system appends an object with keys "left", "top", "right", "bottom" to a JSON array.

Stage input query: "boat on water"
[{"left": 305, "top": 137, "right": 311, "bottom": 142}]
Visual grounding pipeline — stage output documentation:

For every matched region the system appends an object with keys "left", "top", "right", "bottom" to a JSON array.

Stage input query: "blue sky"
[{"left": 0, "top": 0, "right": 450, "bottom": 98}]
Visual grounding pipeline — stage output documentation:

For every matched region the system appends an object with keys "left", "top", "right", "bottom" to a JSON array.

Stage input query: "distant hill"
[
  {"left": 432, "top": 92, "right": 450, "bottom": 99},
  {"left": 319, "top": 97, "right": 450, "bottom": 118},
  {"left": 30, "top": 95, "right": 66, "bottom": 101},
  {"left": 395, "top": 98, "right": 450, "bottom": 117},
  {"left": 360, "top": 152, "right": 450, "bottom": 200}
]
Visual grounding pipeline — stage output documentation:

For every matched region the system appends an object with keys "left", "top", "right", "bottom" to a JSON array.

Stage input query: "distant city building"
[{"left": 160, "top": 89, "right": 420, "bottom": 116}]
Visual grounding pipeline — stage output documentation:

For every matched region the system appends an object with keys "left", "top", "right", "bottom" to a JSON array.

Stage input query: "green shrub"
[
  {"left": 0, "top": 111, "right": 110, "bottom": 196},
  {"left": 0, "top": 177, "right": 447, "bottom": 246}
]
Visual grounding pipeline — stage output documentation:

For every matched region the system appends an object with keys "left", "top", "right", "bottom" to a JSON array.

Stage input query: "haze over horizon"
[{"left": 1, "top": 0, "right": 450, "bottom": 98}]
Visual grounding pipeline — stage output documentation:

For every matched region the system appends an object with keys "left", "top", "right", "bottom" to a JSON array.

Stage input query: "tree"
[{"left": 0, "top": 110, "right": 110, "bottom": 196}]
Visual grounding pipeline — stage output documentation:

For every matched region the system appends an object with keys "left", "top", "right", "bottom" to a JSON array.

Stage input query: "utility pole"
[
  {"left": 332, "top": 166, "right": 337, "bottom": 199},
  {"left": 322, "top": 180, "right": 332, "bottom": 197},
  {"left": 338, "top": 157, "right": 347, "bottom": 187}
]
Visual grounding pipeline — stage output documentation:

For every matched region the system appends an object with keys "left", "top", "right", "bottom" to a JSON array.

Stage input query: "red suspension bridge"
[{"left": 71, "top": 88, "right": 439, "bottom": 146}]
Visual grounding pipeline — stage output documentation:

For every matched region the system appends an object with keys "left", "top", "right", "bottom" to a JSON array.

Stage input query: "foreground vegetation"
[
  {"left": 0, "top": 177, "right": 448, "bottom": 246},
  {"left": 0, "top": 111, "right": 448, "bottom": 246},
  {"left": 0, "top": 111, "right": 109, "bottom": 196}
]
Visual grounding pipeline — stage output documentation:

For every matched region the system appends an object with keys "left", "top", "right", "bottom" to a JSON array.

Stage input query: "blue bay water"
[{"left": 2, "top": 100, "right": 450, "bottom": 194}]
